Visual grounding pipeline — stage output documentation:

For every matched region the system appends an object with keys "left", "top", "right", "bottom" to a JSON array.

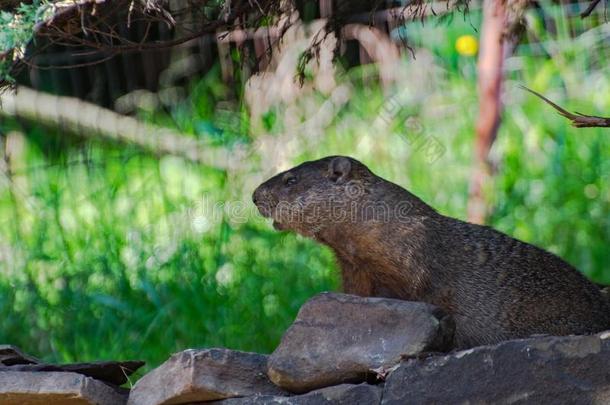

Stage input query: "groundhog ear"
[{"left": 328, "top": 157, "right": 352, "bottom": 183}]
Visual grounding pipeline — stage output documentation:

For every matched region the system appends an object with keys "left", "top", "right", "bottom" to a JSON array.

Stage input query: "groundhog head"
[{"left": 252, "top": 156, "right": 374, "bottom": 237}]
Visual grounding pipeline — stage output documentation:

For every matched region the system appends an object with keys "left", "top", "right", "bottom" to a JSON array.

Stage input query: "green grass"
[
  {"left": 0, "top": 5, "right": 608, "bottom": 374},
  {"left": 0, "top": 144, "right": 338, "bottom": 369}
]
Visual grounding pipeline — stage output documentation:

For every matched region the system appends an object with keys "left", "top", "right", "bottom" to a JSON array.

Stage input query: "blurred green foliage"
[
  {"left": 0, "top": 1, "right": 54, "bottom": 84},
  {"left": 0, "top": 7, "right": 608, "bottom": 377}
]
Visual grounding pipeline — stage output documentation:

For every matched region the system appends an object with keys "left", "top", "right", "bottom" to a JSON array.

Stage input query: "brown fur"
[{"left": 253, "top": 156, "right": 610, "bottom": 349}]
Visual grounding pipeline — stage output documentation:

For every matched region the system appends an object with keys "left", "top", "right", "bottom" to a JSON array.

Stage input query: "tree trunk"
[{"left": 467, "top": 0, "right": 520, "bottom": 224}]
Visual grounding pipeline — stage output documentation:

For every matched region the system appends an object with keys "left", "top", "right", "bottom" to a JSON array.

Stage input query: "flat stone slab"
[
  {"left": 382, "top": 330, "right": 610, "bottom": 404},
  {"left": 0, "top": 345, "right": 41, "bottom": 366},
  {"left": 0, "top": 344, "right": 144, "bottom": 386},
  {"left": 267, "top": 293, "right": 454, "bottom": 393},
  {"left": 2, "top": 361, "right": 144, "bottom": 386},
  {"left": 128, "top": 348, "right": 285, "bottom": 405},
  {"left": 0, "top": 371, "right": 127, "bottom": 405},
  {"left": 211, "top": 384, "right": 382, "bottom": 404}
]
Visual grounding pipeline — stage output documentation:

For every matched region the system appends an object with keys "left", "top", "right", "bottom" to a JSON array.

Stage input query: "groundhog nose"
[
  {"left": 252, "top": 187, "right": 264, "bottom": 206},
  {"left": 253, "top": 186, "right": 274, "bottom": 218}
]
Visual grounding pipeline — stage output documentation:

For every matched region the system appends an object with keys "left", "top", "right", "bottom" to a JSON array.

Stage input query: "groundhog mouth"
[
  {"left": 253, "top": 202, "right": 287, "bottom": 231},
  {"left": 254, "top": 202, "right": 273, "bottom": 218}
]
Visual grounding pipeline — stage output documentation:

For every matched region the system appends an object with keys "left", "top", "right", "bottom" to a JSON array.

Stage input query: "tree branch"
[
  {"left": 0, "top": 86, "right": 236, "bottom": 168},
  {"left": 580, "top": 0, "right": 603, "bottom": 18},
  {"left": 521, "top": 86, "right": 610, "bottom": 128}
]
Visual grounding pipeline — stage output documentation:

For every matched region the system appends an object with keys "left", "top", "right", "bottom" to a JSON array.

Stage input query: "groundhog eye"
[{"left": 284, "top": 176, "right": 297, "bottom": 186}]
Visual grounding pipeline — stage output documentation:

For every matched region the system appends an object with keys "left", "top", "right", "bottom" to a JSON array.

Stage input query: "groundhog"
[{"left": 252, "top": 155, "right": 610, "bottom": 349}]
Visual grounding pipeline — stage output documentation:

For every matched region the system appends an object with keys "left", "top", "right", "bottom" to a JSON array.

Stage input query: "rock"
[
  {"left": 211, "top": 384, "right": 382, "bottom": 404},
  {"left": 2, "top": 360, "right": 145, "bottom": 386},
  {"left": 58, "top": 360, "right": 144, "bottom": 385},
  {"left": 267, "top": 292, "right": 454, "bottom": 393},
  {"left": 128, "top": 348, "right": 285, "bottom": 405},
  {"left": 0, "top": 371, "right": 127, "bottom": 405},
  {"left": 0, "top": 345, "right": 144, "bottom": 385},
  {"left": 0, "top": 345, "right": 41, "bottom": 365},
  {"left": 382, "top": 330, "right": 610, "bottom": 404}
]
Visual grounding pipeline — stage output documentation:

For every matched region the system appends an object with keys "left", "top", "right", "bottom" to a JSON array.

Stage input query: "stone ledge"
[
  {"left": 382, "top": 331, "right": 610, "bottom": 404},
  {"left": 0, "top": 371, "right": 127, "bottom": 405},
  {"left": 267, "top": 292, "right": 454, "bottom": 393},
  {"left": 4, "top": 293, "right": 610, "bottom": 405},
  {"left": 211, "top": 384, "right": 382, "bottom": 404},
  {"left": 128, "top": 348, "right": 285, "bottom": 405}
]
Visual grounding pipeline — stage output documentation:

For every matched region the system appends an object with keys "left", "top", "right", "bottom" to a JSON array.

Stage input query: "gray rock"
[
  {"left": 382, "top": 330, "right": 610, "bottom": 404},
  {"left": 211, "top": 384, "right": 382, "bottom": 404},
  {"left": 267, "top": 292, "right": 454, "bottom": 393},
  {"left": 128, "top": 348, "right": 285, "bottom": 405},
  {"left": 1, "top": 360, "right": 144, "bottom": 386},
  {"left": 0, "top": 344, "right": 144, "bottom": 385},
  {"left": 0, "top": 370, "right": 127, "bottom": 405},
  {"left": 0, "top": 345, "right": 41, "bottom": 365}
]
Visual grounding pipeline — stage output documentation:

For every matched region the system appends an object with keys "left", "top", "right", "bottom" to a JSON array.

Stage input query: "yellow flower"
[{"left": 455, "top": 35, "right": 478, "bottom": 56}]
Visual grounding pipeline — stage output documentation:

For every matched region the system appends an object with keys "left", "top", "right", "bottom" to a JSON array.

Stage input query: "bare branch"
[
  {"left": 520, "top": 86, "right": 610, "bottom": 128},
  {"left": 1, "top": 0, "right": 473, "bottom": 89},
  {"left": 0, "top": 86, "right": 237, "bottom": 168},
  {"left": 580, "top": 0, "right": 603, "bottom": 18}
]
